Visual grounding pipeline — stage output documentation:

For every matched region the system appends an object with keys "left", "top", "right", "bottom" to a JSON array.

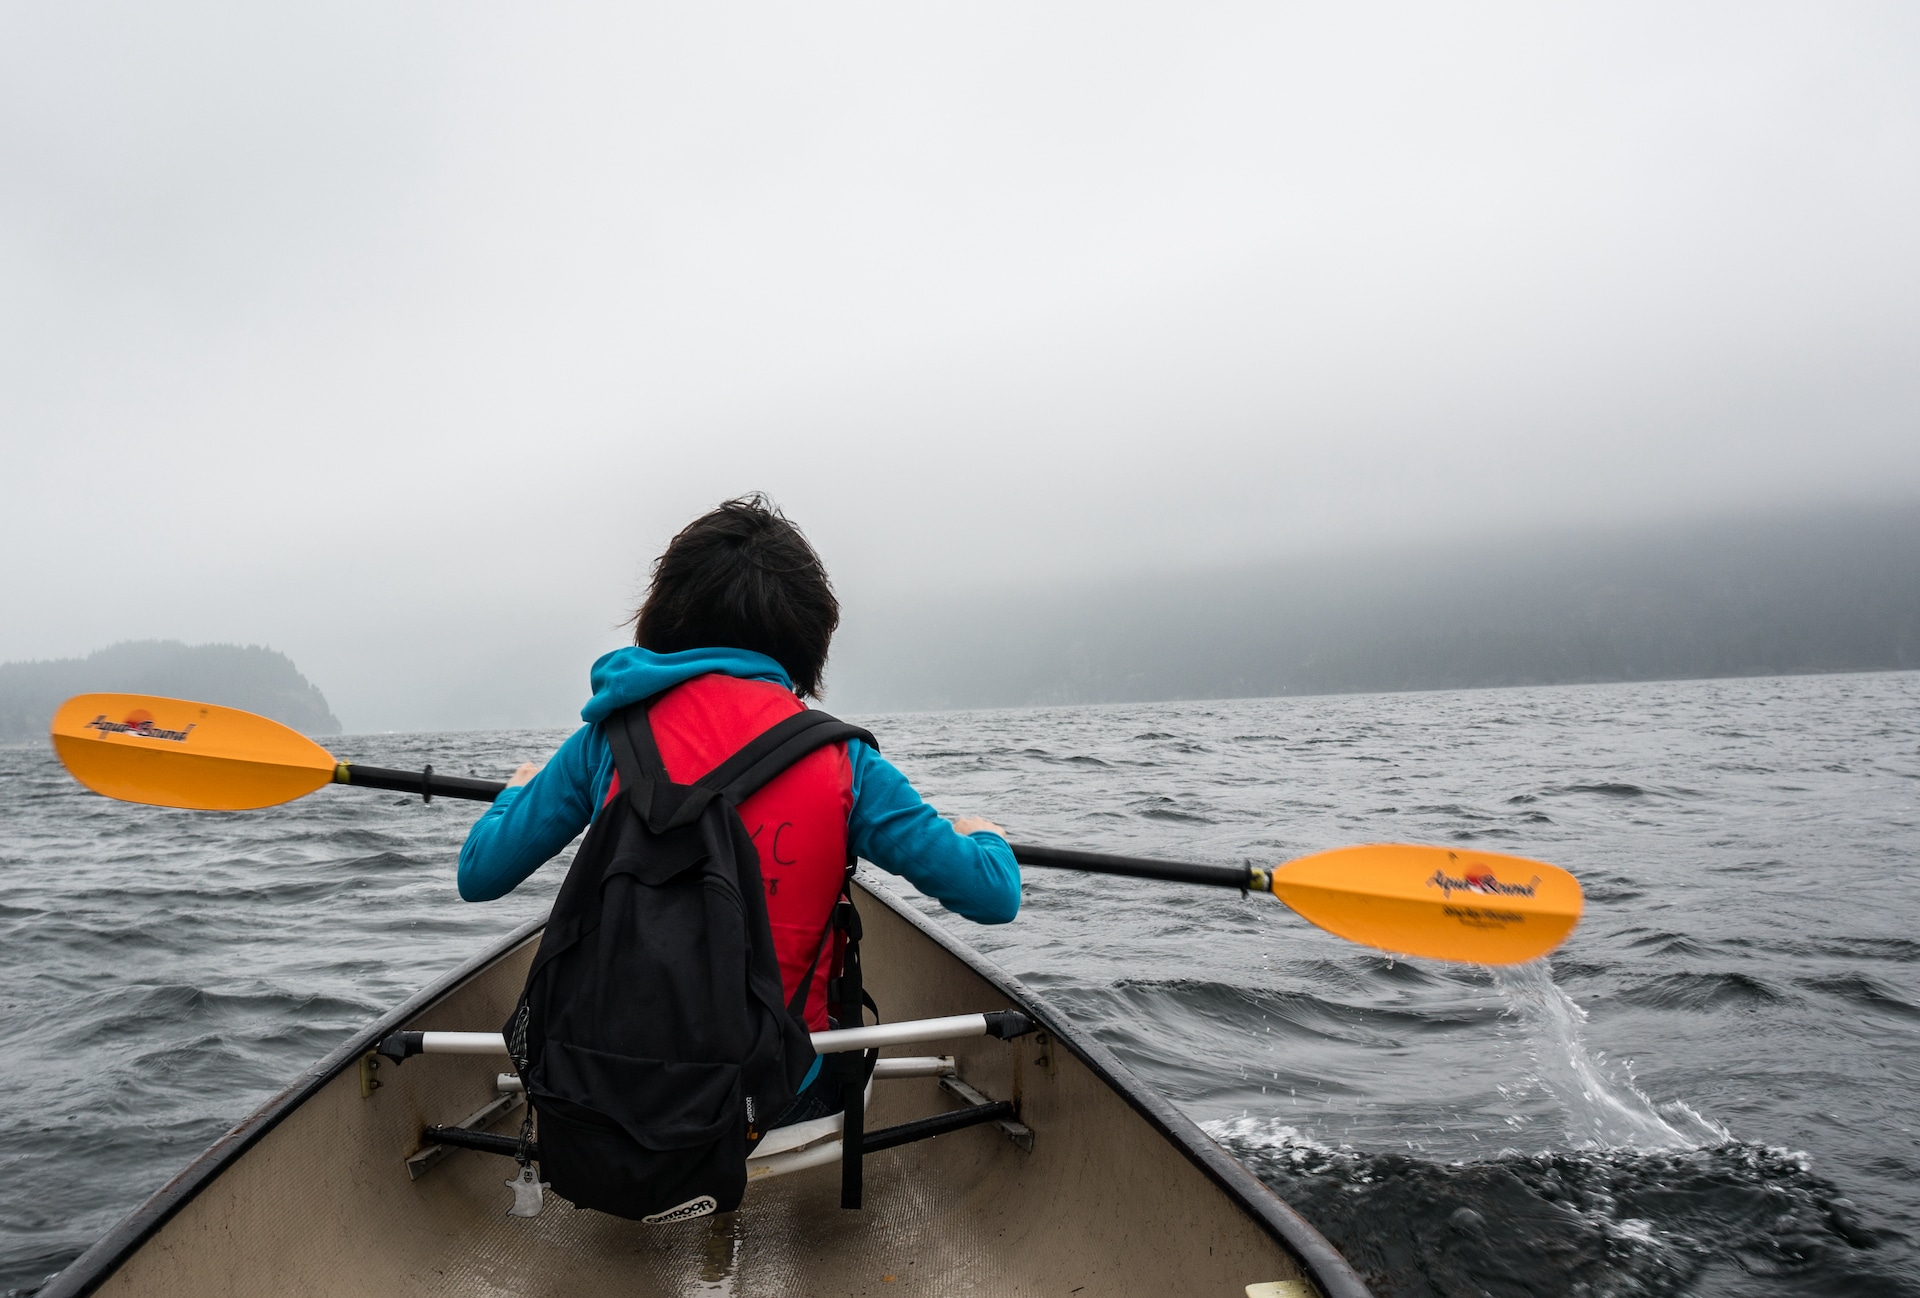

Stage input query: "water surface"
[{"left": 3, "top": 671, "right": 1917, "bottom": 1296}]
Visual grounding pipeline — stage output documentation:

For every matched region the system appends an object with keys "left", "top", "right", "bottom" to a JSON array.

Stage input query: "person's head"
[{"left": 632, "top": 494, "right": 839, "bottom": 698}]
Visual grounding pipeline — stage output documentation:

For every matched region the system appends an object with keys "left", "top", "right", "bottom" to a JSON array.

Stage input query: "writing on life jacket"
[{"left": 748, "top": 821, "right": 800, "bottom": 893}]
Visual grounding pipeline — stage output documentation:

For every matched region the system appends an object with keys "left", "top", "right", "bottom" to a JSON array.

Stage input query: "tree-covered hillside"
[{"left": 0, "top": 641, "right": 340, "bottom": 742}]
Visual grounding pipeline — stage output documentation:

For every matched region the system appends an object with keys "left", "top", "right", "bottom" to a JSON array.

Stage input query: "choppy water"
[{"left": 3, "top": 671, "right": 1919, "bottom": 1296}]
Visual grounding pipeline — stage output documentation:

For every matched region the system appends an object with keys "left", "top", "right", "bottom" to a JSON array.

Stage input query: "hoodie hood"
[{"left": 582, "top": 646, "right": 793, "bottom": 724}]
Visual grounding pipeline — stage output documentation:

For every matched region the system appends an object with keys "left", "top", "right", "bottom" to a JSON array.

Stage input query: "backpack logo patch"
[{"left": 643, "top": 1195, "right": 718, "bottom": 1225}]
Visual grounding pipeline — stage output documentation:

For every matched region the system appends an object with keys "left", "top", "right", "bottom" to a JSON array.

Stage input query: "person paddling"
[{"left": 457, "top": 494, "right": 1020, "bottom": 1136}]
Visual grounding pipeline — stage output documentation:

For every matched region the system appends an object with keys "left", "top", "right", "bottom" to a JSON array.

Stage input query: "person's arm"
[
  {"left": 846, "top": 740, "right": 1020, "bottom": 923},
  {"left": 456, "top": 724, "right": 604, "bottom": 901}
]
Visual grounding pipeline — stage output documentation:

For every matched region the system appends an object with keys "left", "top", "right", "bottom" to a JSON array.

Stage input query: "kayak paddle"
[
  {"left": 49, "top": 692, "right": 501, "bottom": 809},
  {"left": 1013, "top": 842, "right": 1581, "bottom": 966},
  {"left": 49, "top": 692, "right": 1583, "bottom": 964}
]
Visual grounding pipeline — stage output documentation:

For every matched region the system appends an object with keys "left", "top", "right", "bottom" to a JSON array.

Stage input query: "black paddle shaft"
[
  {"left": 342, "top": 764, "right": 506, "bottom": 803},
  {"left": 1010, "top": 843, "right": 1254, "bottom": 891},
  {"left": 335, "top": 769, "right": 1257, "bottom": 890}
]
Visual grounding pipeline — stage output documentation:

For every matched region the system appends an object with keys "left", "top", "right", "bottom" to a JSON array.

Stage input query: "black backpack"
[{"left": 504, "top": 696, "right": 876, "bottom": 1222}]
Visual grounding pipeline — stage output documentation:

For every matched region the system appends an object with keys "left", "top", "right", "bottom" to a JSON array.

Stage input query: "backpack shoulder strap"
[
  {"left": 603, "top": 696, "right": 670, "bottom": 796},
  {"left": 697, "top": 708, "right": 878, "bottom": 806},
  {"left": 605, "top": 697, "right": 876, "bottom": 831},
  {"left": 604, "top": 695, "right": 729, "bottom": 833}
]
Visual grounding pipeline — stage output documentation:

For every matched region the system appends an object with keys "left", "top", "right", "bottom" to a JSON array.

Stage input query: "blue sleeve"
[
  {"left": 457, "top": 724, "right": 611, "bottom": 901},
  {"left": 846, "top": 740, "right": 1020, "bottom": 924}
]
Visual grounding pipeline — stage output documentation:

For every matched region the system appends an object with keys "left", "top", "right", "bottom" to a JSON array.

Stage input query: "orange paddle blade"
[
  {"left": 50, "top": 693, "right": 339, "bottom": 811},
  {"left": 1268, "top": 844, "right": 1583, "bottom": 965}
]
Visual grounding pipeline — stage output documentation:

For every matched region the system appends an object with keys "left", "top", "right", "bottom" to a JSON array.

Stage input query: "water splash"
[{"left": 1491, "top": 961, "right": 1727, "bottom": 1151}]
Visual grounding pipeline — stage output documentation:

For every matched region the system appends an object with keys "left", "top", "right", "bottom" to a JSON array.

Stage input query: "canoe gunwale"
[
  {"left": 42, "top": 883, "right": 1371, "bottom": 1298},
  {"left": 37, "top": 915, "right": 548, "bottom": 1298}
]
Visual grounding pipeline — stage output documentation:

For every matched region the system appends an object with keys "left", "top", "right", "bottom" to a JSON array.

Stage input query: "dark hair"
[{"left": 632, "top": 494, "right": 839, "bottom": 698}]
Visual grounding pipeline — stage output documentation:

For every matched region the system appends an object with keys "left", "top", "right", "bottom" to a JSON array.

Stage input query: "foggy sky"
[{"left": 4, "top": 3, "right": 1919, "bottom": 731}]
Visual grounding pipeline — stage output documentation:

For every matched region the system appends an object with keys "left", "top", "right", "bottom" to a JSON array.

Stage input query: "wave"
[
  {"left": 1616, "top": 971, "right": 1788, "bottom": 1013},
  {"left": 1207, "top": 1119, "right": 1901, "bottom": 1298},
  {"left": 1797, "top": 973, "right": 1920, "bottom": 1019},
  {"left": 1125, "top": 795, "right": 1216, "bottom": 824},
  {"left": 28, "top": 983, "right": 380, "bottom": 1052}
]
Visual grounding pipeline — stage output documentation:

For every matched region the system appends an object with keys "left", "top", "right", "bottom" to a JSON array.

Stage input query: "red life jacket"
[{"left": 603, "top": 674, "right": 854, "bottom": 1030}]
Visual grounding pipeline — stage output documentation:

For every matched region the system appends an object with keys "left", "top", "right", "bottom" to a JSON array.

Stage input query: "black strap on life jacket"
[{"left": 831, "top": 887, "right": 869, "bottom": 1208}]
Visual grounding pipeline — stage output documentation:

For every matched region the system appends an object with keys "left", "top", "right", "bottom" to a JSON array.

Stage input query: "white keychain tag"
[{"left": 507, "top": 1165, "right": 548, "bottom": 1218}]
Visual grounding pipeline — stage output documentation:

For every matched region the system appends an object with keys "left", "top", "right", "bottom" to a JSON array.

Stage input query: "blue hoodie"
[{"left": 456, "top": 646, "right": 1021, "bottom": 924}]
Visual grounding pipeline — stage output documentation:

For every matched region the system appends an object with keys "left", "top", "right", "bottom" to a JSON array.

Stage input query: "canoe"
[{"left": 40, "top": 880, "right": 1372, "bottom": 1298}]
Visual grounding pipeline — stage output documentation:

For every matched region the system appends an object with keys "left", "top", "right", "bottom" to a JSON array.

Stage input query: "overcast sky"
[{"left": 4, "top": 3, "right": 1918, "bottom": 730}]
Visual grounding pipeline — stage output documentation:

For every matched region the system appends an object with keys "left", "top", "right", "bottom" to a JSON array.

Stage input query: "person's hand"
[
  {"left": 951, "top": 815, "right": 1007, "bottom": 838},
  {"left": 507, "top": 762, "right": 542, "bottom": 788}
]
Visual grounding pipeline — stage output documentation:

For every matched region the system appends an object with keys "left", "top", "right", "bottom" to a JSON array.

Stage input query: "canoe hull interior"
[{"left": 50, "top": 881, "right": 1366, "bottom": 1298}]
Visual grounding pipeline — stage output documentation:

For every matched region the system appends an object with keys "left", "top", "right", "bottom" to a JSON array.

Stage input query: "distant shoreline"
[
  {"left": 837, "top": 664, "right": 1920, "bottom": 725},
  {"left": 836, "top": 663, "right": 1920, "bottom": 721}
]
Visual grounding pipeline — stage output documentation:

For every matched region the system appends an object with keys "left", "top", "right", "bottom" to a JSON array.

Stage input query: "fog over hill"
[
  {"left": 828, "top": 506, "right": 1920, "bottom": 713},
  {"left": 7, "top": 510, "right": 1912, "bottom": 735},
  {"left": 0, "top": 641, "right": 340, "bottom": 743}
]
